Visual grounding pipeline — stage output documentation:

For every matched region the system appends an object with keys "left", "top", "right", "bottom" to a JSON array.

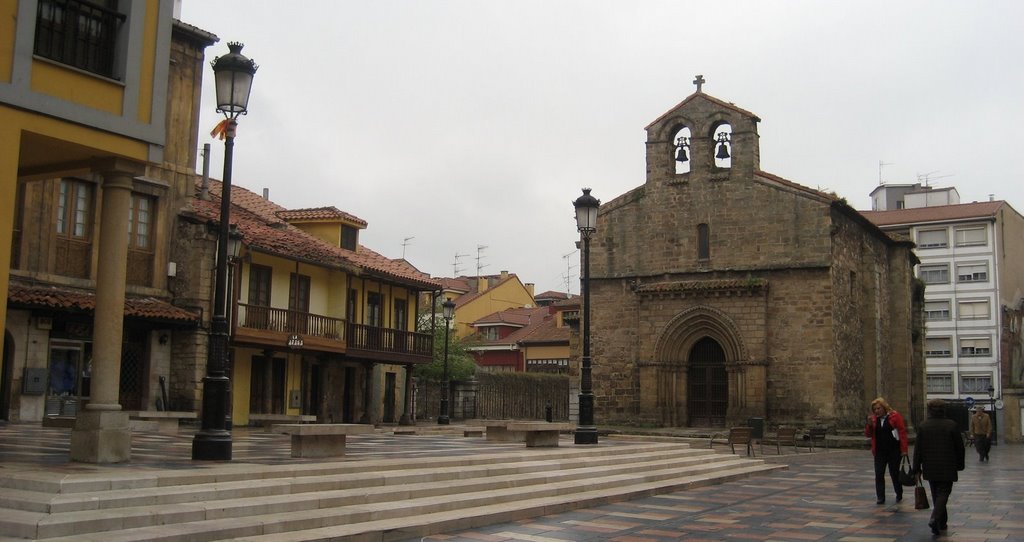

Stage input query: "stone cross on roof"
[{"left": 693, "top": 74, "right": 705, "bottom": 93}]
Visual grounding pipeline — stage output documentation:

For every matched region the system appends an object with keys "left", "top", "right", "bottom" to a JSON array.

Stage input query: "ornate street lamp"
[
  {"left": 193, "top": 42, "right": 257, "bottom": 461},
  {"left": 573, "top": 188, "right": 600, "bottom": 444},
  {"left": 438, "top": 298, "right": 456, "bottom": 425},
  {"left": 987, "top": 384, "right": 997, "bottom": 446}
]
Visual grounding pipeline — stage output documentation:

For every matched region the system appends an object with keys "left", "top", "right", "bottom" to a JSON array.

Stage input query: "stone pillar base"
[{"left": 70, "top": 410, "right": 131, "bottom": 463}]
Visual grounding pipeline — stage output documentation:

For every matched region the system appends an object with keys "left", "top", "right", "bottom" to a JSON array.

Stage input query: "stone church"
[{"left": 586, "top": 80, "right": 925, "bottom": 431}]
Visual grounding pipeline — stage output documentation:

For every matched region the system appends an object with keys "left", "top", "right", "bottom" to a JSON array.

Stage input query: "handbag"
[
  {"left": 898, "top": 456, "right": 916, "bottom": 486},
  {"left": 914, "top": 478, "right": 930, "bottom": 510}
]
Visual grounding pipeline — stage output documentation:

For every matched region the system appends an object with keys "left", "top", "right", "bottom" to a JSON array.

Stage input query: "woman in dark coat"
[{"left": 912, "top": 399, "right": 965, "bottom": 536}]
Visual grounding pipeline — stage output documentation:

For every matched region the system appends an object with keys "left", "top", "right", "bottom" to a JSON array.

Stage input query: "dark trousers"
[
  {"left": 975, "top": 435, "right": 991, "bottom": 459},
  {"left": 928, "top": 480, "right": 954, "bottom": 529},
  {"left": 873, "top": 448, "right": 903, "bottom": 501}
]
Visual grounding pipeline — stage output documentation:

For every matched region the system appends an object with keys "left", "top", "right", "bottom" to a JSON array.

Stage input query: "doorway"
[{"left": 686, "top": 337, "right": 727, "bottom": 426}]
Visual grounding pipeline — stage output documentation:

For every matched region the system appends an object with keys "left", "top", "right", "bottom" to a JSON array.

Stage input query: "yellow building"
[
  {"left": 429, "top": 272, "right": 537, "bottom": 338},
  {"left": 1, "top": 0, "right": 189, "bottom": 462},
  {"left": 183, "top": 189, "right": 439, "bottom": 427}
]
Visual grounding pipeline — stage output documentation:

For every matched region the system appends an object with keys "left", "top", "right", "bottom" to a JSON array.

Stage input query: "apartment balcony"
[{"left": 233, "top": 303, "right": 432, "bottom": 363}]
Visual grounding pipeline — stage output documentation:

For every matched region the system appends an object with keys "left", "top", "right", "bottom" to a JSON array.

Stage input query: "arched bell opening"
[
  {"left": 673, "top": 126, "right": 692, "bottom": 175},
  {"left": 712, "top": 123, "right": 732, "bottom": 169}
]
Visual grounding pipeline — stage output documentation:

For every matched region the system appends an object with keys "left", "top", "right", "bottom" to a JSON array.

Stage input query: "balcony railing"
[
  {"left": 237, "top": 304, "right": 344, "bottom": 340},
  {"left": 235, "top": 304, "right": 432, "bottom": 360},
  {"left": 347, "top": 323, "right": 432, "bottom": 357}
]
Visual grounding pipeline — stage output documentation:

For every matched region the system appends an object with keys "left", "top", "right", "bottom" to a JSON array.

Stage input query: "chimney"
[
  {"left": 500, "top": 270, "right": 509, "bottom": 280},
  {"left": 262, "top": 188, "right": 270, "bottom": 200},
  {"left": 526, "top": 282, "right": 535, "bottom": 297},
  {"left": 478, "top": 276, "right": 488, "bottom": 293}
]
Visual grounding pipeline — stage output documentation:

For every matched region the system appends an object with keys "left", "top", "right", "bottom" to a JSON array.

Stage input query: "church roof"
[{"left": 645, "top": 91, "right": 761, "bottom": 130}]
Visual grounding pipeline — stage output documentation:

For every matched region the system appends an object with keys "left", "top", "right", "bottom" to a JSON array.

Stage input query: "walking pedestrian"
[
  {"left": 913, "top": 398, "right": 966, "bottom": 536},
  {"left": 865, "top": 397, "right": 908, "bottom": 504},
  {"left": 969, "top": 405, "right": 992, "bottom": 462}
]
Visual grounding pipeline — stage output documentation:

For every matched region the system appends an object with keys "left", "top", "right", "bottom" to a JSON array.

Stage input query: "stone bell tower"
[{"left": 644, "top": 75, "right": 761, "bottom": 187}]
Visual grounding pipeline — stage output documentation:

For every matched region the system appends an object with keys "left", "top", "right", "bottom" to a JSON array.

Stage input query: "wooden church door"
[{"left": 687, "top": 337, "right": 727, "bottom": 427}]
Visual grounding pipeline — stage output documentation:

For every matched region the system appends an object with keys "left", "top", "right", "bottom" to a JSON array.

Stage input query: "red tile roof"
[
  {"left": 468, "top": 306, "right": 568, "bottom": 347},
  {"left": 276, "top": 206, "right": 367, "bottom": 227},
  {"left": 645, "top": 92, "right": 762, "bottom": 130},
  {"left": 8, "top": 282, "right": 200, "bottom": 323},
  {"left": 860, "top": 201, "right": 1005, "bottom": 227},
  {"left": 191, "top": 180, "right": 440, "bottom": 289}
]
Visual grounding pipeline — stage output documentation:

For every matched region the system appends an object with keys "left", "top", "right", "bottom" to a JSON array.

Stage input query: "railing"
[
  {"left": 35, "top": 0, "right": 125, "bottom": 79},
  {"left": 237, "top": 304, "right": 344, "bottom": 340},
  {"left": 347, "top": 323, "right": 432, "bottom": 357}
]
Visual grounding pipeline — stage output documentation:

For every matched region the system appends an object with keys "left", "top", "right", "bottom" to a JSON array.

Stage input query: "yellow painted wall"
[
  {"left": 523, "top": 344, "right": 569, "bottom": 361},
  {"left": 0, "top": 2, "right": 14, "bottom": 84},
  {"left": 31, "top": 61, "right": 125, "bottom": 115},
  {"left": 230, "top": 347, "right": 307, "bottom": 427},
  {"left": 453, "top": 279, "right": 536, "bottom": 337},
  {"left": 242, "top": 253, "right": 342, "bottom": 319},
  {"left": 295, "top": 223, "right": 341, "bottom": 247},
  {"left": 0, "top": 125, "right": 16, "bottom": 352}
]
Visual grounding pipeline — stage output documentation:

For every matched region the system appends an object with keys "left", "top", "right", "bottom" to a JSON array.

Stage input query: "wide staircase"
[{"left": 0, "top": 439, "right": 784, "bottom": 542}]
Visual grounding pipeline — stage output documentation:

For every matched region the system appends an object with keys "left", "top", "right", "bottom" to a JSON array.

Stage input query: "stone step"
[{"left": 0, "top": 441, "right": 782, "bottom": 541}]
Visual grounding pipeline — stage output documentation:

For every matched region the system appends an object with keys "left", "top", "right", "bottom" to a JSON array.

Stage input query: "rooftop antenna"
[
  {"left": 916, "top": 170, "right": 953, "bottom": 187},
  {"left": 476, "top": 245, "right": 489, "bottom": 276},
  {"left": 452, "top": 252, "right": 469, "bottom": 276},
  {"left": 878, "top": 160, "right": 893, "bottom": 185},
  {"left": 401, "top": 237, "right": 414, "bottom": 259},
  {"left": 562, "top": 250, "right": 578, "bottom": 295}
]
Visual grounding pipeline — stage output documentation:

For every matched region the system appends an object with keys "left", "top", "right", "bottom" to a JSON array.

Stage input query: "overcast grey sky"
[{"left": 178, "top": 1, "right": 1024, "bottom": 296}]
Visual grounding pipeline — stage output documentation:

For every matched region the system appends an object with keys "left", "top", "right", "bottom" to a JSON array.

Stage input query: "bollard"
[{"left": 545, "top": 401, "right": 553, "bottom": 422}]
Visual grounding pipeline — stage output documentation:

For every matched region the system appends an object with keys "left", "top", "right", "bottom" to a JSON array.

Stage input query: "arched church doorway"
[{"left": 687, "top": 337, "right": 727, "bottom": 426}]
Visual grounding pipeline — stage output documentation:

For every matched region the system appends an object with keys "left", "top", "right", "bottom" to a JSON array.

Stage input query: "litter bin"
[{"left": 746, "top": 417, "right": 765, "bottom": 440}]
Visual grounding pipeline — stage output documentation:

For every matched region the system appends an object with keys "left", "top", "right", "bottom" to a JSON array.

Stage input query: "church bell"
[
  {"left": 715, "top": 132, "right": 731, "bottom": 159},
  {"left": 675, "top": 146, "right": 688, "bottom": 162}
]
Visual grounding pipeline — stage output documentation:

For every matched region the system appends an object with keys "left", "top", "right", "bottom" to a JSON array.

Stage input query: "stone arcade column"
[{"left": 70, "top": 159, "right": 144, "bottom": 463}]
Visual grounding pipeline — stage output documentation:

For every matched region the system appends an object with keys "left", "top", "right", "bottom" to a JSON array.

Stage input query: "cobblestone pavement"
[
  {"left": 0, "top": 423, "right": 1020, "bottom": 541},
  {"left": 416, "top": 443, "right": 1023, "bottom": 542}
]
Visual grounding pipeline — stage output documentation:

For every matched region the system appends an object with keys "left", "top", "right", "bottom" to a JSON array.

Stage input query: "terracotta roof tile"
[
  {"left": 191, "top": 180, "right": 440, "bottom": 289},
  {"left": 860, "top": 201, "right": 1005, "bottom": 227},
  {"left": 277, "top": 206, "right": 367, "bottom": 226},
  {"left": 8, "top": 282, "right": 200, "bottom": 323}
]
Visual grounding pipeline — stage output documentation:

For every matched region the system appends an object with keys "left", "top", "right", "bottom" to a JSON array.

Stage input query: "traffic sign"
[{"left": 965, "top": 396, "right": 975, "bottom": 407}]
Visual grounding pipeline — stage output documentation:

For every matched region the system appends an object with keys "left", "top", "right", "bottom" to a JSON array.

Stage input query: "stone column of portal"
[{"left": 70, "top": 161, "right": 142, "bottom": 463}]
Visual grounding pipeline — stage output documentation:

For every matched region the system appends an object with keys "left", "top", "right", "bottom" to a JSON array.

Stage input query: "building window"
[
  {"left": 956, "top": 263, "right": 988, "bottom": 283},
  {"left": 926, "top": 373, "right": 953, "bottom": 394},
  {"left": 393, "top": 298, "right": 408, "bottom": 331},
  {"left": 697, "top": 223, "right": 710, "bottom": 260},
  {"left": 341, "top": 225, "right": 358, "bottom": 251},
  {"left": 925, "top": 337, "right": 952, "bottom": 357},
  {"left": 959, "top": 337, "right": 991, "bottom": 357},
  {"left": 57, "top": 179, "right": 93, "bottom": 239},
  {"left": 478, "top": 327, "right": 499, "bottom": 340},
  {"left": 248, "top": 265, "right": 272, "bottom": 306},
  {"left": 924, "top": 300, "right": 951, "bottom": 321},
  {"left": 526, "top": 358, "right": 568, "bottom": 374},
  {"left": 366, "top": 292, "right": 382, "bottom": 327},
  {"left": 127, "top": 194, "right": 153, "bottom": 249},
  {"left": 960, "top": 374, "right": 992, "bottom": 395},
  {"left": 955, "top": 226, "right": 987, "bottom": 247},
  {"left": 347, "top": 288, "right": 358, "bottom": 322},
  {"left": 919, "top": 264, "right": 949, "bottom": 284},
  {"left": 958, "top": 299, "right": 990, "bottom": 320},
  {"left": 917, "top": 229, "right": 948, "bottom": 249},
  {"left": 34, "top": 0, "right": 124, "bottom": 79}
]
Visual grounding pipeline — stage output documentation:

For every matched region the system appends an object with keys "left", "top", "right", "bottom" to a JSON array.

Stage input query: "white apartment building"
[{"left": 863, "top": 185, "right": 1024, "bottom": 440}]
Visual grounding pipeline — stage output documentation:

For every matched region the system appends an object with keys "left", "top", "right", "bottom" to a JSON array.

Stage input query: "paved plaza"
[{"left": 0, "top": 422, "right": 1020, "bottom": 541}]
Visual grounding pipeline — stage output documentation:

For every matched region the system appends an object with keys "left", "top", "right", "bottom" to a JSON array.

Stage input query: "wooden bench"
[
  {"left": 804, "top": 426, "right": 829, "bottom": 451},
  {"left": 770, "top": 427, "right": 799, "bottom": 454},
  {"left": 127, "top": 410, "right": 197, "bottom": 434},
  {"left": 272, "top": 423, "right": 375, "bottom": 458},
  {"left": 250, "top": 413, "right": 316, "bottom": 429},
  {"left": 504, "top": 422, "right": 575, "bottom": 447},
  {"left": 709, "top": 426, "right": 755, "bottom": 456}
]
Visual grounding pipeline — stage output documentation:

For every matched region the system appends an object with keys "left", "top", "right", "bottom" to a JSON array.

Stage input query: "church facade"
[{"left": 586, "top": 84, "right": 925, "bottom": 431}]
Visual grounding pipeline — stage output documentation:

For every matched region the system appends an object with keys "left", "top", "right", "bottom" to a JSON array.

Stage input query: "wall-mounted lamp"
[{"left": 158, "top": 333, "right": 169, "bottom": 345}]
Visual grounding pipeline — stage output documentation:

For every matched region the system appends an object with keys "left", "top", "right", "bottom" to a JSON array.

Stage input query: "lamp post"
[
  {"left": 573, "top": 188, "right": 600, "bottom": 445},
  {"left": 438, "top": 298, "right": 455, "bottom": 425},
  {"left": 193, "top": 42, "right": 257, "bottom": 461}
]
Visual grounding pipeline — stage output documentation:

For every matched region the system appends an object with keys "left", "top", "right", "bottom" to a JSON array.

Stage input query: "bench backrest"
[
  {"left": 776, "top": 427, "right": 797, "bottom": 441},
  {"left": 729, "top": 426, "right": 753, "bottom": 443},
  {"left": 808, "top": 427, "right": 827, "bottom": 439}
]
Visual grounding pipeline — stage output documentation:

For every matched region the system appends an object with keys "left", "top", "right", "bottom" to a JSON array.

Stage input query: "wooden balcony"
[{"left": 233, "top": 304, "right": 432, "bottom": 363}]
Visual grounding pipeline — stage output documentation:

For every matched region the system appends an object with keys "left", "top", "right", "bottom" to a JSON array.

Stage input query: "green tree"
[{"left": 414, "top": 324, "right": 476, "bottom": 382}]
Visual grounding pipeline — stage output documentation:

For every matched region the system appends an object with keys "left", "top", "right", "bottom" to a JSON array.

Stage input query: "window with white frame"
[
  {"left": 956, "top": 263, "right": 988, "bottom": 283},
  {"left": 924, "top": 300, "right": 951, "bottom": 321},
  {"left": 955, "top": 226, "right": 987, "bottom": 247},
  {"left": 959, "top": 337, "right": 991, "bottom": 357},
  {"left": 960, "top": 374, "right": 992, "bottom": 394},
  {"left": 926, "top": 373, "right": 954, "bottom": 394},
  {"left": 919, "top": 264, "right": 950, "bottom": 284},
  {"left": 925, "top": 337, "right": 952, "bottom": 357},
  {"left": 917, "top": 229, "right": 948, "bottom": 249},
  {"left": 958, "top": 299, "right": 990, "bottom": 320}
]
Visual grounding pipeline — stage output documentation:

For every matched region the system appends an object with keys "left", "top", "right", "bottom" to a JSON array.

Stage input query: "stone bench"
[
  {"left": 250, "top": 413, "right": 316, "bottom": 429},
  {"left": 500, "top": 422, "right": 575, "bottom": 448},
  {"left": 272, "top": 423, "right": 375, "bottom": 458},
  {"left": 463, "top": 429, "right": 484, "bottom": 437},
  {"left": 127, "top": 410, "right": 196, "bottom": 434}
]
